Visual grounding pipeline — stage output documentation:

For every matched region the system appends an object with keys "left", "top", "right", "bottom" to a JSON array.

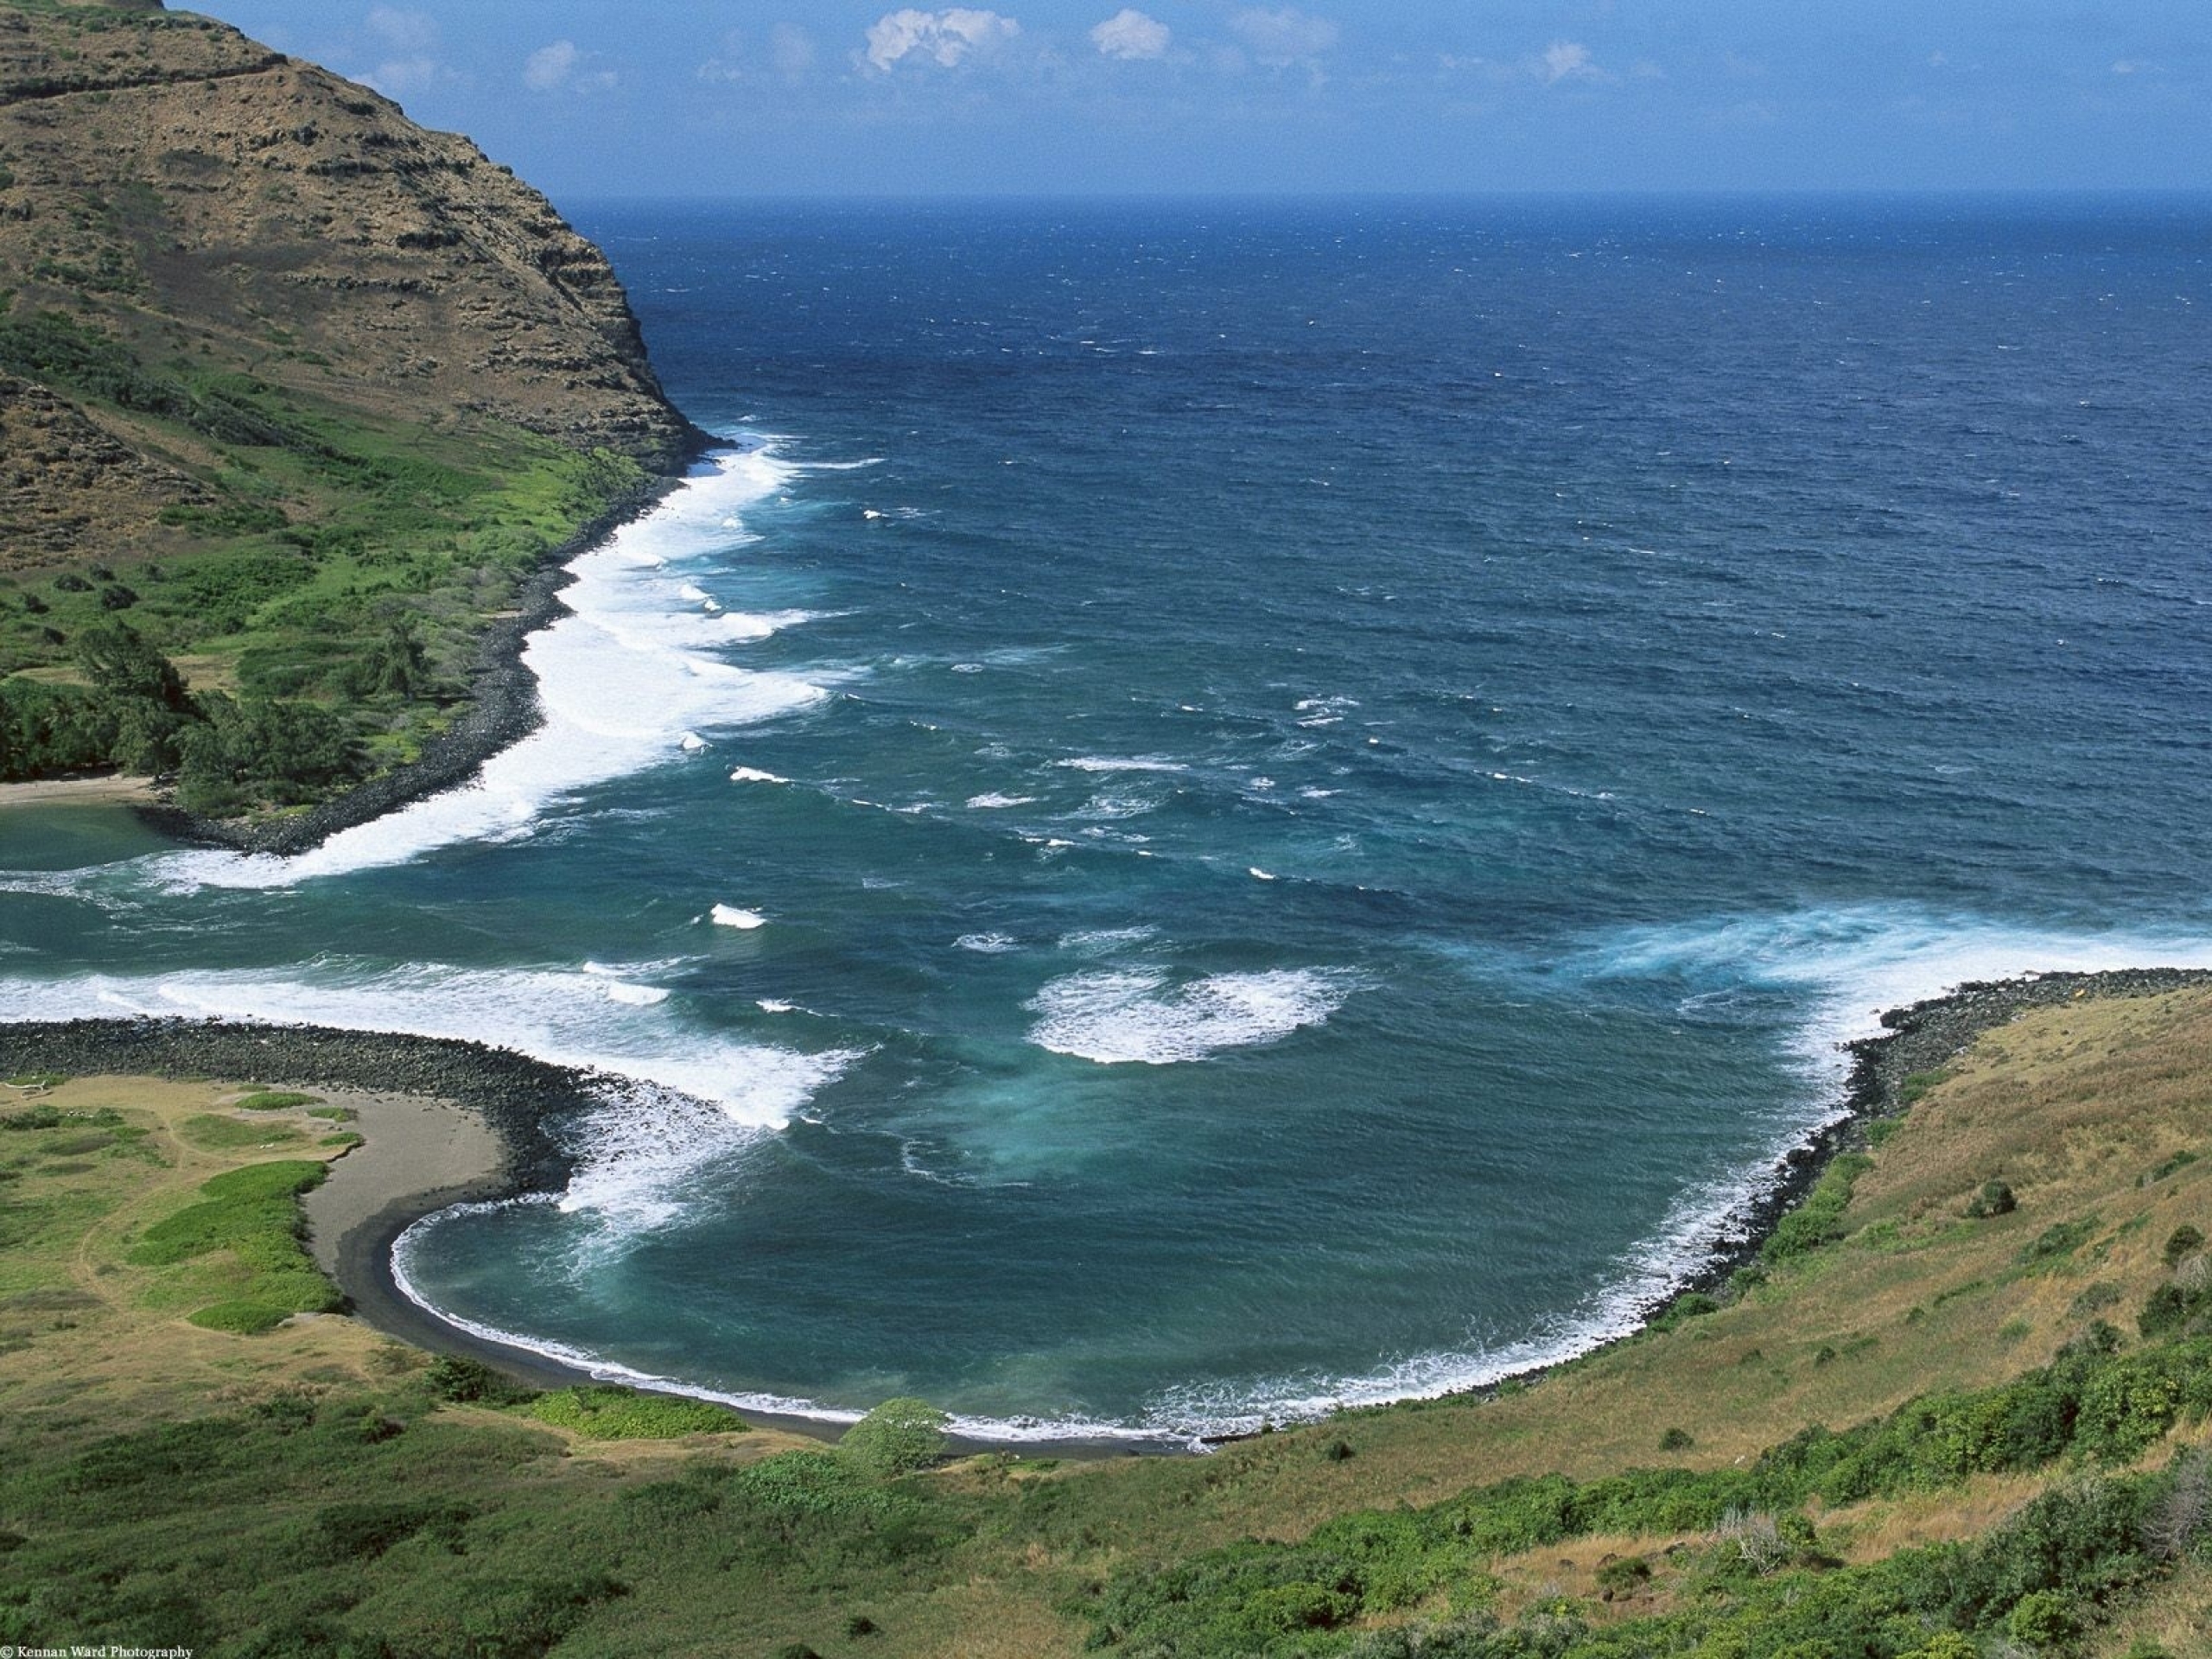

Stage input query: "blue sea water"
[{"left": 6, "top": 195, "right": 2212, "bottom": 1442}]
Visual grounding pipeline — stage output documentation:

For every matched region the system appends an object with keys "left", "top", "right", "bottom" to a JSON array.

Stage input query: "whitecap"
[
  {"left": 1054, "top": 756, "right": 1192, "bottom": 775},
  {"left": 956, "top": 932, "right": 1020, "bottom": 954},
  {"left": 1057, "top": 925, "right": 1160, "bottom": 953},
  {"left": 709, "top": 905, "right": 767, "bottom": 930},
  {"left": 1025, "top": 967, "right": 1360, "bottom": 1065},
  {"left": 964, "top": 792, "right": 1035, "bottom": 810},
  {"left": 729, "top": 766, "right": 789, "bottom": 785}
]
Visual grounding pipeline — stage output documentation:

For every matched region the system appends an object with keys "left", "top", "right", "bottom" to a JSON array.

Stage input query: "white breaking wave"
[
  {"left": 709, "top": 904, "right": 767, "bottom": 930},
  {"left": 729, "top": 766, "right": 790, "bottom": 785},
  {"left": 134, "top": 444, "right": 830, "bottom": 893},
  {"left": 1055, "top": 756, "right": 1192, "bottom": 775},
  {"left": 1026, "top": 967, "right": 1361, "bottom": 1065},
  {"left": 964, "top": 792, "right": 1035, "bottom": 809},
  {"left": 955, "top": 932, "right": 1021, "bottom": 954},
  {"left": 1574, "top": 902, "right": 2212, "bottom": 1086},
  {"left": 0, "top": 961, "right": 841, "bottom": 1132},
  {"left": 1056, "top": 925, "right": 1160, "bottom": 953}
]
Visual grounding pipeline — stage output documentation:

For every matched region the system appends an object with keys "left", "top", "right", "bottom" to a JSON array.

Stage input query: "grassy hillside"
[
  {"left": 1, "top": 988, "right": 2208, "bottom": 1656},
  {"left": 0, "top": 0, "right": 697, "bottom": 814}
]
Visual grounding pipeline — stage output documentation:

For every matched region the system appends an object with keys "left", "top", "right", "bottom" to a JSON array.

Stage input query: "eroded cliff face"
[{"left": 0, "top": 0, "right": 697, "bottom": 570}]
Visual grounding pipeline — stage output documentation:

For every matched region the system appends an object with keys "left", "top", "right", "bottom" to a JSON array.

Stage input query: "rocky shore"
[
  {"left": 134, "top": 465, "right": 702, "bottom": 857},
  {"left": 1666, "top": 963, "right": 2212, "bottom": 1310},
  {"left": 0, "top": 1016, "right": 601, "bottom": 1191}
]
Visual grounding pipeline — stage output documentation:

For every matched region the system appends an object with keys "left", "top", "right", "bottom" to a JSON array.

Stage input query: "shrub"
[
  {"left": 1967, "top": 1179, "right": 2017, "bottom": 1218},
  {"left": 424, "top": 1352, "right": 537, "bottom": 1406},
  {"left": 527, "top": 1385, "right": 748, "bottom": 1440},
  {"left": 1593, "top": 1554, "right": 1651, "bottom": 1599},
  {"left": 839, "top": 1396, "right": 950, "bottom": 1477},
  {"left": 2163, "top": 1224, "right": 2204, "bottom": 1268},
  {"left": 1659, "top": 1427, "right": 1695, "bottom": 1452},
  {"left": 233, "top": 1090, "right": 319, "bottom": 1112},
  {"left": 315, "top": 1498, "right": 474, "bottom": 1561},
  {"left": 1764, "top": 1154, "right": 1872, "bottom": 1263},
  {"left": 2018, "top": 1216, "right": 2098, "bottom": 1268}
]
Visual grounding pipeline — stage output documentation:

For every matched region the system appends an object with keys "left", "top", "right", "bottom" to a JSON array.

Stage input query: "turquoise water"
[{"left": 8, "top": 196, "right": 2212, "bottom": 1442}]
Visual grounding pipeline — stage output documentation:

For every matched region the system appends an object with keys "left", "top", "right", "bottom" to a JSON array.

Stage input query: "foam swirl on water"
[{"left": 1026, "top": 966, "right": 1361, "bottom": 1065}]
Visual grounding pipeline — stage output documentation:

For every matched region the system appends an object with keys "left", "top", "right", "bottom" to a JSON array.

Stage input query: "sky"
[{"left": 190, "top": 2, "right": 2210, "bottom": 200}]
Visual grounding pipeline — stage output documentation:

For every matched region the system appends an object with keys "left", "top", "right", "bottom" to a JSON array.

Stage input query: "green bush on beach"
[
  {"left": 232, "top": 1090, "right": 320, "bottom": 1112},
  {"left": 525, "top": 1385, "right": 749, "bottom": 1441},
  {"left": 838, "top": 1396, "right": 951, "bottom": 1477}
]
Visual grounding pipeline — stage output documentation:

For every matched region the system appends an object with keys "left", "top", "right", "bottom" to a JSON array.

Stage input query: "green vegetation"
[
  {"left": 4, "top": 1001, "right": 2212, "bottom": 1655},
  {"left": 838, "top": 1396, "right": 953, "bottom": 1478},
  {"left": 125, "top": 1158, "right": 341, "bottom": 1332},
  {"left": 1087, "top": 1332, "right": 2212, "bottom": 1655},
  {"left": 176, "top": 1112, "right": 302, "bottom": 1151},
  {"left": 526, "top": 1385, "right": 751, "bottom": 1442},
  {"left": 232, "top": 1090, "right": 319, "bottom": 1112},
  {"left": 0, "top": 308, "right": 654, "bottom": 815},
  {"left": 1761, "top": 1150, "right": 1871, "bottom": 1262}
]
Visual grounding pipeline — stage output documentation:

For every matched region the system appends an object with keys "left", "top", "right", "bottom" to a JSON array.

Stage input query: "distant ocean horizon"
[{"left": 6, "top": 194, "right": 2211, "bottom": 1442}]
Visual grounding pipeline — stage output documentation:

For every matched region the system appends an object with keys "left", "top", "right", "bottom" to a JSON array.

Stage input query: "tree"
[
  {"left": 72, "top": 620, "right": 188, "bottom": 711},
  {"left": 838, "top": 1397, "right": 950, "bottom": 1478}
]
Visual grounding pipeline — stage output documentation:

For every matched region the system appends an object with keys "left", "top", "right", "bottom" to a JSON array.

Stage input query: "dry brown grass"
[
  {"left": 1203, "top": 990, "right": 2212, "bottom": 1537},
  {"left": 0, "top": 1075, "right": 815, "bottom": 1465}
]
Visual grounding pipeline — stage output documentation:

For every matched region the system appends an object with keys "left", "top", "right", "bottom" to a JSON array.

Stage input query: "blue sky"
[{"left": 194, "top": 3, "right": 2209, "bottom": 199}]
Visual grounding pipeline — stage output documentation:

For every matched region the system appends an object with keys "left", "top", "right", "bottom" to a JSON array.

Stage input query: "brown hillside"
[{"left": 0, "top": 0, "right": 695, "bottom": 572}]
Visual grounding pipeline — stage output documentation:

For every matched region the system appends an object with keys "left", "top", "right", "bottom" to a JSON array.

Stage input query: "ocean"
[{"left": 5, "top": 194, "right": 2211, "bottom": 1445}]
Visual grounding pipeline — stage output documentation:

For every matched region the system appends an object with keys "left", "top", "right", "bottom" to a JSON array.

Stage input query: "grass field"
[
  {"left": 0, "top": 308, "right": 655, "bottom": 805},
  {"left": 1, "top": 989, "right": 2208, "bottom": 1656}
]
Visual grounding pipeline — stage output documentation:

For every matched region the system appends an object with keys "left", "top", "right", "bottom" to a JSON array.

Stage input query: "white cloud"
[
  {"left": 1539, "top": 40, "right": 1596, "bottom": 86},
  {"left": 1230, "top": 8, "right": 1338, "bottom": 67},
  {"left": 362, "top": 56, "right": 442, "bottom": 97},
  {"left": 524, "top": 40, "right": 580, "bottom": 92},
  {"left": 359, "top": 7, "right": 448, "bottom": 99},
  {"left": 366, "top": 7, "right": 437, "bottom": 54},
  {"left": 1090, "top": 9, "right": 1170, "bottom": 60},
  {"left": 771, "top": 22, "right": 818, "bottom": 78},
  {"left": 861, "top": 9, "right": 1020, "bottom": 73},
  {"left": 702, "top": 24, "right": 818, "bottom": 84},
  {"left": 524, "top": 39, "right": 616, "bottom": 94},
  {"left": 2111, "top": 58, "right": 2152, "bottom": 76}
]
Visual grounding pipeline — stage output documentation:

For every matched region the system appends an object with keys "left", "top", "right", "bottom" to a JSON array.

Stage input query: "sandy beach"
[
  {"left": 0, "top": 772, "right": 156, "bottom": 808},
  {"left": 297, "top": 1086, "right": 623, "bottom": 1393}
]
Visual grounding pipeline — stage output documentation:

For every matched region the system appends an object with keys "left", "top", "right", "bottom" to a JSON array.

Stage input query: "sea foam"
[
  {"left": 137, "top": 443, "right": 828, "bottom": 893},
  {"left": 1026, "top": 967, "right": 1359, "bottom": 1065},
  {"left": 0, "top": 961, "right": 840, "bottom": 1133}
]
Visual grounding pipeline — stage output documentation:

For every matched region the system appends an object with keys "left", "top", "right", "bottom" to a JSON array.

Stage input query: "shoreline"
[
  {"left": 0, "top": 772, "right": 157, "bottom": 809},
  {"left": 8, "top": 963, "right": 2211, "bottom": 1457},
  {"left": 133, "top": 454, "right": 707, "bottom": 859}
]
